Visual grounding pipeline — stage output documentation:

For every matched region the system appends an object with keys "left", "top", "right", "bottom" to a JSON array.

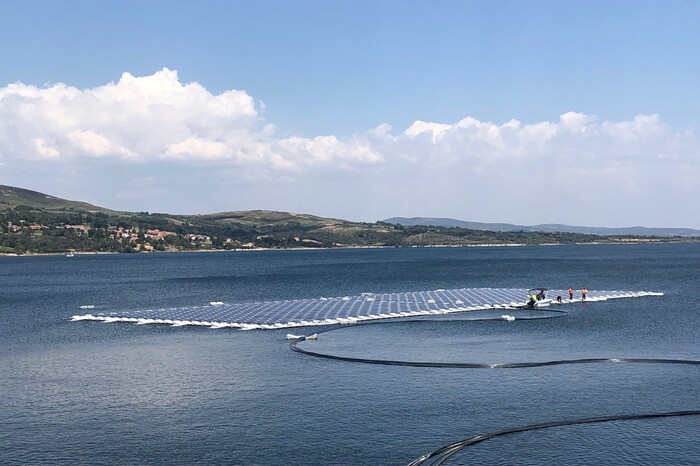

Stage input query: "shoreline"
[{"left": 1, "top": 239, "right": 696, "bottom": 257}]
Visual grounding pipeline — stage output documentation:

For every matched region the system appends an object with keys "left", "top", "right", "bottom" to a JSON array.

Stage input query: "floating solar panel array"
[{"left": 70, "top": 287, "right": 662, "bottom": 331}]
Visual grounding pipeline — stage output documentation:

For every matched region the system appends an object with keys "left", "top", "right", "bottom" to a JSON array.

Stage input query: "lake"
[{"left": 1, "top": 244, "right": 698, "bottom": 465}]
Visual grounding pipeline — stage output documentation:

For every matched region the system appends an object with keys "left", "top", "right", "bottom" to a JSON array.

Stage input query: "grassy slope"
[
  {"left": 3, "top": 185, "right": 692, "bottom": 253},
  {"left": 0, "top": 185, "right": 116, "bottom": 213},
  {"left": 0, "top": 185, "right": 371, "bottom": 239}
]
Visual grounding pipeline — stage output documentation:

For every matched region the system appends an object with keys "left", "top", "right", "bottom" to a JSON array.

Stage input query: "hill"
[
  {"left": 1, "top": 184, "right": 696, "bottom": 254},
  {"left": 0, "top": 185, "right": 116, "bottom": 213},
  {"left": 384, "top": 217, "right": 700, "bottom": 237}
]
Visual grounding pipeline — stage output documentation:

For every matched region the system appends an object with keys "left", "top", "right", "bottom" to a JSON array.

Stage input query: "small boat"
[
  {"left": 525, "top": 288, "right": 552, "bottom": 308},
  {"left": 65, "top": 253, "right": 75, "bottom": 258},
  {"left": 287, "top": 333, "right": 318, "bottom": 340}
]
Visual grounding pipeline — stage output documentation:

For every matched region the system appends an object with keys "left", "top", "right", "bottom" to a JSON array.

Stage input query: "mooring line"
[
  {"left": 406, "top": 410, "right": 700, "bottom": 466},
  {"left": 288, "top": 314, "right": 699, "bottom": 465}
]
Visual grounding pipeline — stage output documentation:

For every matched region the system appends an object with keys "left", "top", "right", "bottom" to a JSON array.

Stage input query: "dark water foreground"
[{"left": 2, "top": 244, "right": 698, "bottom": 465}]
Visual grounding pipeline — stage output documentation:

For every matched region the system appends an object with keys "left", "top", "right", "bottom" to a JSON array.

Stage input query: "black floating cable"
[
  {"left": 289, "top": 316, "right": 700, "bottom": 369},
  {"left": 406, "top": 410, "right": 700, "bottom": 466},
  {"left": 288, "top": 313, "right": 700, "bottom": 465}
]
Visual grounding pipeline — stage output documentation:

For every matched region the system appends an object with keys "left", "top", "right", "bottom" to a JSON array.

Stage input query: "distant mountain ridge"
[
  {"left": 2, "top": 184, "right": 698, "bottom": 255},
  {"left": 383, "top": 217, "right": 700, "bottom": 237}
]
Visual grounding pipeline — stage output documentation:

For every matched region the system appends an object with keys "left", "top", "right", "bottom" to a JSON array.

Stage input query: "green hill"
[
  {"left": 1, "top": 184, "right": 696, "bottom": 254},
  {"left": 194, "top": 209, "right": 344, "bottom": 228},
  {"left": 0, "top": 185, "right": 116, "bottom": 213}
]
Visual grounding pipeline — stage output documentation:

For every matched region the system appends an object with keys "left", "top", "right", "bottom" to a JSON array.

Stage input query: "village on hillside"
[
  {"left": 1, "top": 184, "right": 693, "bottom": 255},
  {"left": 3, "top": 219, "right": 260, "bottom": 253},
  {"left": 0, "top": 203, "right": 349, "bottom": 254}
]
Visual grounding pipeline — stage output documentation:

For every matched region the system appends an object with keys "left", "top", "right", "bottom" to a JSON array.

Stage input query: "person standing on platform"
[
  {"left": 528, "top": 293, "right": 537, "bottom": 308},
  {"left": 568, "top": 288, "right": 574, "bottom": 300},
  {"left": 582, "top": 288, "right": 588, "bottom": 300}
]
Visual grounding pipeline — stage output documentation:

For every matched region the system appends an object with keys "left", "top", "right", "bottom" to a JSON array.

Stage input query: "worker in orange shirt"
[
  {"left": 582, "top": 288, "right": 588, "bottom": 300},
  {"left": 568, "top": 288, "right": 574, "bottom": 300}
]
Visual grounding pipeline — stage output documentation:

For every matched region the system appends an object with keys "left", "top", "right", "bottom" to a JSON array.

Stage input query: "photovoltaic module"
[{"left": 70, "top": 287, "right": 662, "bottom": 330}]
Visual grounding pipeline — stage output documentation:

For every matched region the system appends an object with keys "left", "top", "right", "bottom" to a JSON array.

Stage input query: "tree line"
[{"left": 0, "top": 206, "right": 684, "bottom": 255}]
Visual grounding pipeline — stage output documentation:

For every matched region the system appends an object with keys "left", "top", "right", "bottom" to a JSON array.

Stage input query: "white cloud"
[
  {"left": 389, "top": 111, "right": 696, "bottom": 170},
  {"left": 0, "top": 68, "right": 384, "bottom": 171},
  {"left": 0, "top": 69, "right": 262, "bottom": 162},
  {"left": 2, "top": 69, "right": 699, "bottom": 227},
  {"left": 164, "top": 137, "right": 230, "bottom": 160},
  {"left": 559, "top": 111, "right": 594, "bottom": 133},
  {"left": 1, "top": 69, "right": 695, "bottom": 176},
  {"left": 277, "top": 135, "right": 382, "bottom": 168},
  {"left": 404, "top": 121, "right": 453, "bottom": 142},
  {"left": 30, "top": 138, "right": 60, "bottom": 159}
]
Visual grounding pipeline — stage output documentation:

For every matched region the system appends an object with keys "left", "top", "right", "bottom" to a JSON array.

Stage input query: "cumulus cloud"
[
  {"left": 1, "top": 69, "right": 696, "bottom": 178},
  {"left": 1, "top": 69, "right": 699, "bottom": 227},
  {"left": 0, "top": 68, "right": 384, "bottom": 171},
  {"left": 392, "top": 111, "right": 683, "bottom": 164}
]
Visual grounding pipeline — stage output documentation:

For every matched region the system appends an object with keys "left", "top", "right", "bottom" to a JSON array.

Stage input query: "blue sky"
[{"left": 1, "top": 1, "right": 699, "bottom": 227}]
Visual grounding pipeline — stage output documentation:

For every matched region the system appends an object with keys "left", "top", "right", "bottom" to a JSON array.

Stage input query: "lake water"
[{"left": 1, "top": 244, "right": 698, "bottom": 465}]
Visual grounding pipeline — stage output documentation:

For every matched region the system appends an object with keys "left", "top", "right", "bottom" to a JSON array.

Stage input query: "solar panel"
[{"left": 70, "top": 287, "right": 662, "bottom": 330}]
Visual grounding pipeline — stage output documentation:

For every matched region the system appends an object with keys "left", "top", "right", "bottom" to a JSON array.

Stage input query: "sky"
[{"left": 1, "top": 0, "right": 699, "bottom": 228}]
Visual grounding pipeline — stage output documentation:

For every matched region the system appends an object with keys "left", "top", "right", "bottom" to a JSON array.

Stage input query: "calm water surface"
[{"left": 1, "top": 244, "right": 698, "bottom": 465}]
